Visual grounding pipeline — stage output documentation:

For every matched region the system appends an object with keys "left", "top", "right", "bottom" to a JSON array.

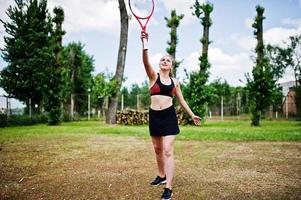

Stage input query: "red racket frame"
[{"left": 128, "top": 0, "right": 155, "bottom": 32}]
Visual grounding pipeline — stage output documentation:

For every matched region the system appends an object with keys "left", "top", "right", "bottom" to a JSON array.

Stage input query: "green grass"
[
  {"left": 1, "top": 120, "right": 300, "bottom": 199},
  {"left": 0, "top": 120, "right": 300, "bottom": 142}
]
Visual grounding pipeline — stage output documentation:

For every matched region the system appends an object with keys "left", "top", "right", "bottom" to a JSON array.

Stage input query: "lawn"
[{"left": 0, "top": 121, "right": 301, "bottom": 199}]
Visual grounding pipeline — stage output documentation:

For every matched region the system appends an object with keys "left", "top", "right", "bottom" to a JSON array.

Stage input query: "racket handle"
[{"left": 142, "top": 38, "right": 148, "bottom": 50}]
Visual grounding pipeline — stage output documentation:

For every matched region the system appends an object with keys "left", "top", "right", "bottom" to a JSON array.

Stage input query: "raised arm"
[{"left": 141, "top": 32, "right": 156, "bottom": 82}]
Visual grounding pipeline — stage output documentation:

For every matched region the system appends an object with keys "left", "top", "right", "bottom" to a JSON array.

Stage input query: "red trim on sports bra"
[
  {"left": 170, "top": 87, "right": 176, "bottom": 96},
  {"left": 150, "top": 83, "right": 160, "bottom": 94}
]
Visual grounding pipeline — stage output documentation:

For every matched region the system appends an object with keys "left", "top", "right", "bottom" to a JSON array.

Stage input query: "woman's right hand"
[{"left": 141, "top": 31, "right": 149, "bottom": 50}]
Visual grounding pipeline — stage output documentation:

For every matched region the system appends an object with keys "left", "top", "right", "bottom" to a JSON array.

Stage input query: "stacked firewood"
[
  {"left": 116, "top": 109, "right": 149, "bottom": 125},
  {"left": 116, "top": 107, "right": 189, "bottom": 125}
]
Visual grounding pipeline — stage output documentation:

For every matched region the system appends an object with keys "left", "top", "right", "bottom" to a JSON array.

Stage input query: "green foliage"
[
  {"left": 43, "top": 6, "right": 65, "bottom": 125},
  {"left": 119, "top": 81, "right": 150, "bottom": 110},
  {"left": 183, "top": 71, "right": 211, "bottom": 123},
  {"left": 92, "top": 72, "right": 118, "bottom": 109},
  {"left": 165, "top": 9, "right": 184, "bottom": 77},
  {"left": 191, "top": 0, "right": 203, "bottom": 18},
  {"left": 184, "top": 1, "right": 213, "bottom": 123},
  {"left": 207, "top": 78, "right": 230, "bottom": 107},
  {"left": 0, "top": 114, "right": 7, "bottom": 127},
  {"left": 61, "top": 42, "right": 94, "bottom": 115},
  {"left": 0, "top": 114, "right": 48, "bottom": 127},
  {"left": 246, "top": 5, "right": 282, "bottom": 126},
  {"left": 0, "top": 0, "right": 54, "bottom": 112}
]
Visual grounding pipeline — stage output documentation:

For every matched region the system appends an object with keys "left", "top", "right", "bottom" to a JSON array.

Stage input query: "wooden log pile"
[
  {"left": 116, "top": 109, "right": 149, "bottom": 125},
  {"left": 116, "top": 106, "right": 189, "bottom": 125}
]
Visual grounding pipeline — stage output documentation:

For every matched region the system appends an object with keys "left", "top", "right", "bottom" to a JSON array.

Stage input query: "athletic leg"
[
  {"left": 151, "top": 136, "right": 165, "bottom": 178},
  {"left": 163, "top": 135, "right": 176, "bottom": 189}
]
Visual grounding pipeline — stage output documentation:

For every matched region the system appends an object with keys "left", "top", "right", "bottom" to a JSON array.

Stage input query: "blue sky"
[{"left": 1, "top": 0, "right": 301, "bottom": 98}]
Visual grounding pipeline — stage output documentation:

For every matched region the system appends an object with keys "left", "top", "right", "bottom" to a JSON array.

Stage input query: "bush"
[
  {"left": 3, "top": 114, "right": 48, "bottom": 126},
  {"left": 0, "top": 114, "right": 8, "bottom": 127}
]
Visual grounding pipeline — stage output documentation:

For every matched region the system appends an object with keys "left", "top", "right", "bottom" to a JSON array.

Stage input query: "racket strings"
[{"left": 129, "top": 0, "right": 153, "bottom": 18}]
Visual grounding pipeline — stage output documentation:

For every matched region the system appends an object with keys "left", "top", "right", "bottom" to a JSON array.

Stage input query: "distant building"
[{"left": 280, "top": 81, "right": 297, "bottom": 116}]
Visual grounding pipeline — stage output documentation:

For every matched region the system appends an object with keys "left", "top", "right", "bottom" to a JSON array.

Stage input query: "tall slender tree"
[
  {"left": 184, "top": 1, "right": 213, "bottom": 122},
  {"left": 165, "top": 10, "right": 184, "bottom": 78},
  {"left": 246, "top": 5, "right": 278, "bottom": 126},
  {"left": 105, "top": 0, "right": 128, "bottom": 124}
]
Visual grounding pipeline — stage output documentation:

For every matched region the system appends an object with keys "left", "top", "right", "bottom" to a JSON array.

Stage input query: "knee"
[
  {"left": 154, "top": 146, "right": 163, "bottom": 155},
  {"left": 164, "top": 148, "right": 173, "bottom": 158}
]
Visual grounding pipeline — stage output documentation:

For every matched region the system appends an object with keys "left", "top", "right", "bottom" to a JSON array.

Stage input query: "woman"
[{"left": 141, "top": 31, "right": 201, "bottom": 200}]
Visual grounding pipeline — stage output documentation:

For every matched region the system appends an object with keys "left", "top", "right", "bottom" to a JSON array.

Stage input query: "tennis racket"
[
  {"left": 128, "top": 0, "right": 155, "bottom": 32},
  {"left": 128, "top": 0, "right": 155, "bottom": 48}
]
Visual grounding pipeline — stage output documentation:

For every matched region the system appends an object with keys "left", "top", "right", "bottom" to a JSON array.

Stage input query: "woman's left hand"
[{"left": 192, "top": 115, "right": 201, "bottom": 125}]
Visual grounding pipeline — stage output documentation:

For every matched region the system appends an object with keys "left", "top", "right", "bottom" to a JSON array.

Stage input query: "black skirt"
[{"left": 149, "top": 106, "right": 180, "bottom": 137}]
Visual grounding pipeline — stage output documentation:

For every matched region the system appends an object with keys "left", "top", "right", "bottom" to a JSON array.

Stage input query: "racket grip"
[{"left": 142, "top": 38, "right": 148, "bottom": 50}]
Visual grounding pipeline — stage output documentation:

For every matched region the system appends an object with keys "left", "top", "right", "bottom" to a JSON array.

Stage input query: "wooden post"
[
  {"left": 88, "top": 93, "right": 91, "bottom": 120},
  {"left": 121, "top": 94, "right": 124, "bottom": 111},
  {"left": 29, "top": 98, "right": 32, "bottom": 122},
  {"left": 286, "top": 96, "right": 288, "bottom": 119},
  {"left": 71, "top": 94, "right": 74, "bottom": 120},
  {"left": 6, "top": 97, "right": 10, "bottom": 120},
  {"left": 221, "top": 96, "right": 224, "bottom": 121},
  {"left": 137, "top": 94, "right": 140, "bottom": 111}
]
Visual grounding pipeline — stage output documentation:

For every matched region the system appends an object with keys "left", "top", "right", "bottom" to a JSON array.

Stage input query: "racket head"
[{"left": 128, "top": 0, "right": 154, "bottom": 20}]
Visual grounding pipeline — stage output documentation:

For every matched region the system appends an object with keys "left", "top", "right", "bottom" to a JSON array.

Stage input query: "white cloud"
[
  {"left": 162, "top": 0, "right": 205, "bottom": 25},
  {"left": 180, "top": 47, "right": 253, "bottom": 86},
  {"left": 231, "top": 34, "right": 256, "bottom": 51},
  {"left": 48, "top": 0, "right": 120, "bottom": 34},
  {"left": 264, "top": 26, "right": 301, "bottom": 46},
  {"left": 0, "top": 0, "right": 121, "bottom": 41},
  {"left": 231, "top": 17, "right": 301, "bottom": 51}
]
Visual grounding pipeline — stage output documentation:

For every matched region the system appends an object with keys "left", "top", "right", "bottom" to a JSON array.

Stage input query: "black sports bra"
[{"left": 150, "top": 74, "right": 176, "bottom": 97}]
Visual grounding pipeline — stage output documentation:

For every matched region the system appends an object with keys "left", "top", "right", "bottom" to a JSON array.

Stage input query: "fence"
[{"left": 0, "top": 92, "right": 298, "bottom": 126}]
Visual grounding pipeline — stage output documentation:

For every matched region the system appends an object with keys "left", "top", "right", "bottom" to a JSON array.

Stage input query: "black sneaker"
[
  {"left": 161, "top": 188, "right": 173, "bottom": 200},
  {"left": 150, "top": 176, "right": 166, "bottom": 186}
]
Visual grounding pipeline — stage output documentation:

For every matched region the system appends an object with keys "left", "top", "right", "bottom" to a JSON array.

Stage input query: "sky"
[{"left": 0, "top": 0, "right": 301, "bottom": 99}]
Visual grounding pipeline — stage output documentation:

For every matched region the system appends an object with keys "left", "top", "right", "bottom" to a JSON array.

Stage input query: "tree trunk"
[
  {"left": 202, "top": 12, "right": 210, "bottom": 57},
  {"left": 105, "top": 0, "right": 128, "bottom": 124}
]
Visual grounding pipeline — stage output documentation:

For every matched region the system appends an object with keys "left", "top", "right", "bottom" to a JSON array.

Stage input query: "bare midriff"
[{"left": 150, "top": 95, "right": 173, "bottom": 110}]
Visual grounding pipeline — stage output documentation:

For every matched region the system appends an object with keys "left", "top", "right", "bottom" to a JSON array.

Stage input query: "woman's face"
[{"left": 159, "top": 56, "right": 173, "bottom": 71}]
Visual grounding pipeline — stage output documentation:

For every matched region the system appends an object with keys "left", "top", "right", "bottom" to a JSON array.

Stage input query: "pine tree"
[{"left": 0, "top": 0, "right": 54, "bottom": 114}]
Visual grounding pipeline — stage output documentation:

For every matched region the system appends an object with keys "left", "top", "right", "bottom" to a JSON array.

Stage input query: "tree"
[
  {"left": 0, "top": 0, "right": 54, "bottom": 114},
  {"left": 165, "top": 10, "right": 184, "bottom": 78},
  {"left": 267, "top": 35, "right": 301, "bottom": 119},
  {"left": 105, "top": 0, "right": 128, "bottom": 124},
  {"left": 43, "top": 6, "right": 65, "bottom": 125},
  {"left": 61, "top": 42, "right": 94, "bottom": 116},
  {"left": 91, "top": 72, "right": 117, "bottom": 114},
  {"left": 285, "top": 36, "right": 301, "bottom": 118},
  {"left": 246, "top": 5, "right": 279, "bottom": 126},
  {"left": 208, "top": 78, "right": 230, "bottom": 106},
  {"left": 184, "top": 1, "right": 213, "bottom": 122}
]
